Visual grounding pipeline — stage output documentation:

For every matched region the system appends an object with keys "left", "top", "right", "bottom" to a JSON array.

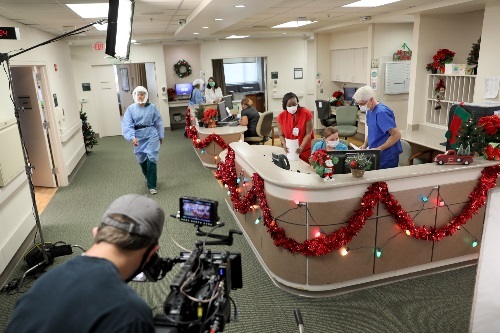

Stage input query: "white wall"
[
  {"left": 474, "top": 2, "right": 500, "bottom": 102},
  {"left": 163, "top": 43, "right": 202, "bottom": 91},
  {"left": 70, "top": 43, "right": 169, "bottom": 130},
  {"left": 372, "top": 23, "right": 414, "bottom": 128},
  {"left": 408, "top": 11, "right": 484, "bottom": 127},
  {"left": 329, "top": 28, "right": 368, "bottom": 50},
  {"left": 200, "top": 38, "right": 311, "bottom": 113},
  {"left": 0, "top": 16, "right": 83, "bottom": 275}
]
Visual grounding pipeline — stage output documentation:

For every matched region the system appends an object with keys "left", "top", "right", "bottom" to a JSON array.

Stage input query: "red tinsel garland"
[{"left": 187, "top": 109, "right": 500, "bottom": 256}]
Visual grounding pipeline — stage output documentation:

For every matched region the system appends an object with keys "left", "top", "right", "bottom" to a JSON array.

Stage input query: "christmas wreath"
[{"left": 174, "top": 59, "right": 192, "bottom": 78}]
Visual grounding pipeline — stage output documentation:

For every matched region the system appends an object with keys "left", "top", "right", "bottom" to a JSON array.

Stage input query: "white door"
[
  {"left": 11, "top": 66, "right": 57, "bottom": 187},
  {"left": 92, "top": 65, "right": 122, "bottom": 137}
]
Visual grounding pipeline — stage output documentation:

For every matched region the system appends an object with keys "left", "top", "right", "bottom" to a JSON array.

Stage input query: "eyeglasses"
[{"left": 357, "top": 98, "right": 371, "bottom": 106}]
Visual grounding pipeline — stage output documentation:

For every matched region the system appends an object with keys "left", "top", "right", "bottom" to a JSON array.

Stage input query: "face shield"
[{"left": 133, "top": 86, "right": 149, "bottom": 104}]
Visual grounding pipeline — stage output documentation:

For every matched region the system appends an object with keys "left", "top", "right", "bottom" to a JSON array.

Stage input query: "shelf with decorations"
[{"left": 426, "top": 74, "right": 476, "bottom": 128}]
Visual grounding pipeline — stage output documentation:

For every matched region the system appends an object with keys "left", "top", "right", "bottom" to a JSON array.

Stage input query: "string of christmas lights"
[{"left": 185, "top": 110, "right": 500, "bottom": 256}]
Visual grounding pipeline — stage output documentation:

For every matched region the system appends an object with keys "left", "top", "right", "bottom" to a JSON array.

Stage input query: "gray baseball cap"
[{"left": 102, "top": 194, "right": 165, "bottom": 239}]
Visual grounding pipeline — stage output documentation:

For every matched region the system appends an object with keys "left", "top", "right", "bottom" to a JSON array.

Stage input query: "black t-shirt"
[
  {"left": 6, "top": 256, "right": 154, "bottom": 333},
  {"left": 241, "top": 105, "right": 260, "bottom": 137}
]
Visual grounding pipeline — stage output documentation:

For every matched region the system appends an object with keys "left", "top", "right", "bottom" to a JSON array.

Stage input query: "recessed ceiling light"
[
  {"left": 226, "top": 35, "right": 249, "bottom": 39},
  {"left": 193, "top": 32, "right": 199, "bottom": 35},
  {"left": 67, "top": 3, "right": 108, "bottom": 18},
  {"left": 131, "top": 40, "right": 141, "bottom": 44},
  {"left": 214, "top": 18, "right": 223, "bottom": 21},
  {"left": 202, "top": 26, "right": 209, "bottom": 29},
  {"left": 343, "top": 0, "right": 400, "bottom": 7},
  {"left": 235, "top": 5, "right": 245, "bottom": 8},
  {"left": 272, "top": 20, "right": 317, "bottom": 28},
  {"left": 93, "top": 22, "right": 108, "bottom": 31}
]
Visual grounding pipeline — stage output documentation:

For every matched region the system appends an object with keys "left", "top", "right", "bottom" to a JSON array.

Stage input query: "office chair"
[
  {"left": 398, "top": 139, "right": 440, "bottom": 166},
  {"left": 315, "top": 100, "right": 336, "bottom": 127},
  {"left": 334, "top": 106, "right": 358, "bottom": 139},
  {"left": 244, "top": 111, "right": 274, "bottom": 144}
]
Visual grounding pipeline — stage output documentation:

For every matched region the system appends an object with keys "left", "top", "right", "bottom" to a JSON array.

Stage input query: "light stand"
[{"left": 0, "top": 19, "right": 105, "bottom": 288}]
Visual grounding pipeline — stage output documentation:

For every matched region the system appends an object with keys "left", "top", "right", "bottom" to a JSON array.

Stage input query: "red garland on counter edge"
[{"left": 186, "top": 109, "right": 500, "bottom": 256}]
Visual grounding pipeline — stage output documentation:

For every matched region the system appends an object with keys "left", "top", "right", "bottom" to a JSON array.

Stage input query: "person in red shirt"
[{"left": 277, "top": 92, "right": 314, "bottom": 163}]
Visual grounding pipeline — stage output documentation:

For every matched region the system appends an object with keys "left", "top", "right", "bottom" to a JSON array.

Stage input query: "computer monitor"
[
  {"left": 218, "top": 101, "right": 230, "bottom": 121},
  {"left": 326, "top": 149, "right": 380, "bottom": 174},
  {"left": 175, "top": 83, "right": 193, "bottom": 99},
  {"left": 223, "top": 95, "right": 233, "bottom": 110},
  {"left": 344, "top": 87, "right": 357, "bottom": 102}
]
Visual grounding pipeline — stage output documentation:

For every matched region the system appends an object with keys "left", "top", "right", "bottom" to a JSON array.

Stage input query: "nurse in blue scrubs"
[
  {"left": 353, "top": 86, "right": 402, "bottom": 169},
  {"left": 122, "top": 86, "right": 164, "bottom": 194}
]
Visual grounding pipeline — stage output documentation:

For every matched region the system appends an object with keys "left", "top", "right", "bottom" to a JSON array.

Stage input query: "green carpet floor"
[{"left": 0, "top": 130, "right": 477, "bottom": 332}]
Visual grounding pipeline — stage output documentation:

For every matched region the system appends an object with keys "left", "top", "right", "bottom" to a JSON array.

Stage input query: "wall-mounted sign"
[
  {"left": 0, "top": 27, "right": 20, "bottom": 40},
  {"left": 271, "top": 72, "right": 278, "bottom": 79},
  {"left": 93, "top": 42, "right": 104, "bottom": 51},
  {"left": 294, "top": 68, "right": 303, "bottom": 80},
  {"left": 82, "top": 83, "right": 91, "bottom": 91}
]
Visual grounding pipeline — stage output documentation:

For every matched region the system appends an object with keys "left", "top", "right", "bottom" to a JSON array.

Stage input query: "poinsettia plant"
[
  {"left": 426, "top": 48, "right": 456, "bottom": 73},
  {"left": 329, "top": 90, "right": 344, "bottom": 106},
  {"left": 167, "top": 87, "right": 176, "bottom": 101},
  {"left": 309, "top": 149, "right": 338, "bottom": 177},
  {"left": 478, "top": 115, "right": 500, "bottom": 136},
  {"left": 345, "top": 153, "right": 372, "bottom": 171},
  {"left": 202, "top": 108, "right": 218, "bottom": 123}
]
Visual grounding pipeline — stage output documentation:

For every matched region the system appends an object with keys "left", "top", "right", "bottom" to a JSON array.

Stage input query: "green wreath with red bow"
[{"left": 174, "top": 59, "right": 192, "bottom": 78}]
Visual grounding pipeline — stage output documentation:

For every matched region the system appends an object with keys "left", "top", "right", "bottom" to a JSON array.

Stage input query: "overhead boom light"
[
  {"left": 106, "top": 0, "right": 135, "bottom": 61},
  {"left": 343, "top": 0, "right": 400, "bottom": 7}
]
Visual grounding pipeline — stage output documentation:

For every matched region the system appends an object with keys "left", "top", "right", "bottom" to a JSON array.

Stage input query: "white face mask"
[
  {"left": 326, "top": 140, "right": 339, "bottom": 148},
  {"left": 359, "top": 105, "right": 369, "bottom": 112},
  {"left": 133, "top": 86, "right": 149, "bottom": 104},
  {"left": 287, "top": 105, "right": 298, "bottom": 114}
]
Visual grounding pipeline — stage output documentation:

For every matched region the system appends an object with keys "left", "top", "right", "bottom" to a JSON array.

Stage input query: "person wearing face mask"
[
  {"left": 239, "top": 97, "right": 259, "bottom": 138},
  {"left": 311, "top": 126, "right": 348, "bottom": 155},
  {"left": 5, "top": 194, "right": 165, "bottom": 333},
  {"left": 204, "top": 77, "right": 223, "bottom": 103},
  {"left": 188, "top": 79, "right": 205, "bottom": 106},
  {"left": 277, "top": 92, "right": 314, "bottom": 163},
  {"left": 122, "top": 86, "right": 164, "bottom": 195},
  {"left": 353, "top": 85, "right": 402, "bottom": 169}
]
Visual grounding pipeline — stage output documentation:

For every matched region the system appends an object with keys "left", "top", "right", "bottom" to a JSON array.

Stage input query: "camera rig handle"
[{"left": 195, "top": 225, "right": 242, "bottom": 246}]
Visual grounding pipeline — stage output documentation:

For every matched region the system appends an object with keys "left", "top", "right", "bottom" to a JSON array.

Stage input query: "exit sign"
[
  {"left": 0, "top": 27, "right": 20, "bottom": 40},
  {"left": 93, "top": 42, "right": 104, "bottom": 51}
]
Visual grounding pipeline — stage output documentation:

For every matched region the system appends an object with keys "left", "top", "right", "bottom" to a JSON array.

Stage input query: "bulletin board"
[{"left": 385, "top": 61, "right": 411, "bottom": 94}]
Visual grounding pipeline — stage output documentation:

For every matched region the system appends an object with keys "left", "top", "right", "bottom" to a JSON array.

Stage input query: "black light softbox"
[{"left": 105, "top": 0, "right": 135, "bottom": 60}]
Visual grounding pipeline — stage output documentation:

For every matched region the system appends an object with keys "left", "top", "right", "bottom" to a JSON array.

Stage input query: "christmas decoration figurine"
[{"left": 323, "top": 157, "right": 335, "bottom": 181}]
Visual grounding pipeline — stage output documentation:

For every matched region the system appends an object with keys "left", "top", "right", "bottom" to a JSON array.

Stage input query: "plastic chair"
[
  {"left": 315, "top": 100, "right": 336, "bottom": 127},
  {"left": 244, "top": 111, "right": 274, "bottom": 144},
  {"left": 334, "top": 106, "right": 358, "bottom": 139}
]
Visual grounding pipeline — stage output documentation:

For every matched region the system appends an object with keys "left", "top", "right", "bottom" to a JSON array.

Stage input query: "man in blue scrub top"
[
  {"left": 122, "top": 86, "right": 164, "bottom": 194},
  {"left": 353, "top": 86, "right": 402, "bottom": 169}
]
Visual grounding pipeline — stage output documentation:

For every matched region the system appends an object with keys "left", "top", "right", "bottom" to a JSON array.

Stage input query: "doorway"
[{"left": 10, "top": 66, "right": 57, "bottom": 188}]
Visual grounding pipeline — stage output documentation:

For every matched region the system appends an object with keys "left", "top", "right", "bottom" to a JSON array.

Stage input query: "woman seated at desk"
[
  {"left": 188, "top": 79, "right": 205, "bottom": 106},
  {"left": 239, "top": 97, "right": 259, "bottom": 138},
  {"left": 205, "top": 77, "right": 223, "bottom": 103},
  {"left": 277, "top": 92, "right": 314, "bottom": 163},
  {"left": 311, "top": 126, "right": 348, "bottom": 154}
]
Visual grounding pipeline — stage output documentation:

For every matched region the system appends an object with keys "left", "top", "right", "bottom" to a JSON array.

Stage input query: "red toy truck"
[{"left": 434, "top": 150, "right": 473, "bottom": 165}]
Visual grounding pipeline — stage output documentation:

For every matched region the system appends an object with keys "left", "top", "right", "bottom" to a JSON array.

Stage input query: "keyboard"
[{"left": 228, "top": 121, "right": 239, "bottom": 126}]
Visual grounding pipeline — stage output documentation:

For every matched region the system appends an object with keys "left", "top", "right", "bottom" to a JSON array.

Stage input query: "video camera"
[{"left": 141, "top": 197, "right": 243, "bottom": 333}]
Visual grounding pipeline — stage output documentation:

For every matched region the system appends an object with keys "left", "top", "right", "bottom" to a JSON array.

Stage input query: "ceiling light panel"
[
  {"left": 67, "top": 3, "right": 109, "bottom": 18},
  {"left": 343, "top": 0, "right": 401, "bottom": 7}
]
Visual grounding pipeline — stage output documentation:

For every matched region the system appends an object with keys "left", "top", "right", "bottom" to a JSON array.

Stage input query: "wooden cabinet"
[
  {"left": 331, "top": 48, "right": 367, "bottom": 84},
  {"left": 426, "top": 74, "right": 475, "bottom": 128},
  {"left": 246, "top": 92, "right": 265, "bottom": 112}
]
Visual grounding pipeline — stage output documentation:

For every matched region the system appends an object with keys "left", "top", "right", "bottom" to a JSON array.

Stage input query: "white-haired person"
[
  {"left": 122, "top": 86, "right": 164, "bottom": 194},
  {"left": 188, "top": 78, "right": 205, "bottom": 106},
  {"left": 6, "top": 194, "right": 165, "bottom": 333},
  {"left": 353, "top": 85, "right": 402, "bottom": 169}
]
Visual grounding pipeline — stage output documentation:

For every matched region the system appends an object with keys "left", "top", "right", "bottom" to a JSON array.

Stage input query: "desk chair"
[
  {"left": 244, "top": 111, "right": 274, "bottom": 144},
  {"left": 334, "top": 106, "right": 358, "bottom": 139},
  {"left": 315, "top": 100, "right": 336, "bottom": 127},
  {"left": 398, "top": 139, "right": 439, "bottom": 166}
]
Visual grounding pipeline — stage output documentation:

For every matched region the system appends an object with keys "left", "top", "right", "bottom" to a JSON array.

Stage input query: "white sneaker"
[{"left": 149, "top": 189, "right": 157, "bottom": 195}]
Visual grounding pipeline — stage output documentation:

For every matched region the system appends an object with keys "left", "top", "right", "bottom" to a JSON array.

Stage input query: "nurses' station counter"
[
  {"left": 221, "top": 142, "right": 500, "bottom": 296},
  {"left": 192, "top": 122, "right": 246, "bottom": 168}
]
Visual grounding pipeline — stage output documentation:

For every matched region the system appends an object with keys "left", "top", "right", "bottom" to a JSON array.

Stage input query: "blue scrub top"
[
  {"left": 366, "top": 102, "right": 402, "bottom": 168},
  {"left": 188, "top": 88, "right": 205, "bottom": 106}
]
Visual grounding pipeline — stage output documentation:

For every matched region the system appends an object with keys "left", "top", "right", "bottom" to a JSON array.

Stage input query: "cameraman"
[{"left": 6, "top": 194, "right": 165, "bottom": 333}]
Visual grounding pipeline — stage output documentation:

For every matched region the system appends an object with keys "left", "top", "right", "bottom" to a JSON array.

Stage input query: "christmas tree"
[
  {"left": 467, "top": 37, "right": 481, "bottom": 66},
  {"left": 80, "top": 104, "right": 98, "bottom": 151},
  {"left": 455, "top": 117, "right": 485, "bottom": 155}
]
